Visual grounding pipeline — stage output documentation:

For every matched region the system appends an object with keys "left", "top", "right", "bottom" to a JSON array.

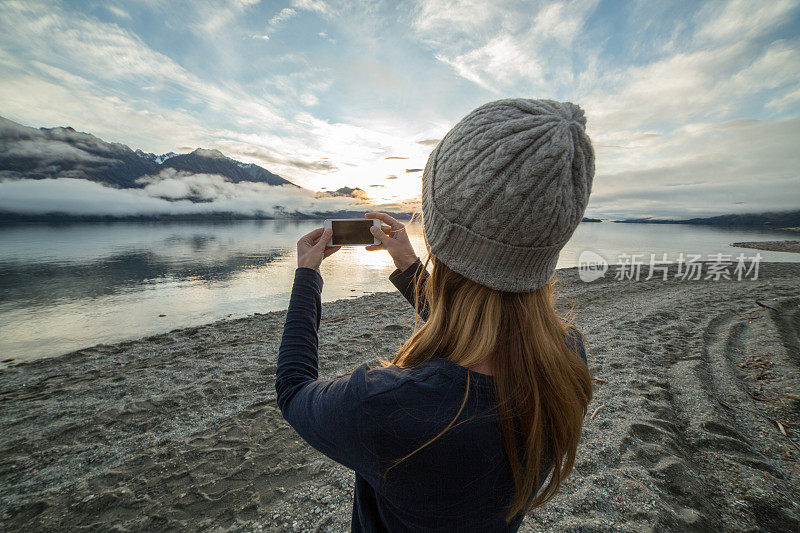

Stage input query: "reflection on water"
[
  {"left": 1, "top": 248, "right": 287, "bottom": 306},
  {"left": 1, "top": 219, "right": 797, "bottom": 362},
  {"left": 0, "top": 220, "right": 428, "bottom": 362}
]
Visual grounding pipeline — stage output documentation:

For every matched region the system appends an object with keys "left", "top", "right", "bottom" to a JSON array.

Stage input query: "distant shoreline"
[
  {"left": 612, "top": 210, "right": 800, "bottom": 229},
  {"left": 0, "top": 213, "right": 603, "bottom": 224},
  {"left": 4, "top": 209, "right": 800, "bottom": 227},
  {"left": 0, "top": 211, "right": 418, "bottom": 224}
]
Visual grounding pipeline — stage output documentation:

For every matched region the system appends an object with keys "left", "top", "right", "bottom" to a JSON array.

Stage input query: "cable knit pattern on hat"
[{"left": 422, "top": 98, "right": 595, "bottom": 292}]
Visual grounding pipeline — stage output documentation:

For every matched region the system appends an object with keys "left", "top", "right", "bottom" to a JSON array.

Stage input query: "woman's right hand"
[{"left": 364, "top": 212, "right": 420, "bottom": 271}]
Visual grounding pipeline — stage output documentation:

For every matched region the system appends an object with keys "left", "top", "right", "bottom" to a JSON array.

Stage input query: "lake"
[{"left": 1, "top": 219, "right": 797, "bottom": 363}]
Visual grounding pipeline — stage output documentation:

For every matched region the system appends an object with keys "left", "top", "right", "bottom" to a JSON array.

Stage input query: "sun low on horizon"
[{"left": 0, "top": 0, "right": 799, "bottom": 218}]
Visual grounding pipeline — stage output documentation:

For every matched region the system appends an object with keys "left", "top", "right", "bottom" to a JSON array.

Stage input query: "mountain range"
[
  {"left": 0, "top": 116, "right": 298, "bottom": 189},
  {"left": 5, "top": 116, "right": 792, "bottom": 227}
]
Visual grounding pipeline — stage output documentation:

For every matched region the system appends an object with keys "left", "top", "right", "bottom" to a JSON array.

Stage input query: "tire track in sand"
[{"left": 623, "top": 284, "right": 800, "bottom": 531}]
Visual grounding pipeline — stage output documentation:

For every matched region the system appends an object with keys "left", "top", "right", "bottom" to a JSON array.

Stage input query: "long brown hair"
[{"left": 381, "top": 252, "right": 593, "bottom": 522}]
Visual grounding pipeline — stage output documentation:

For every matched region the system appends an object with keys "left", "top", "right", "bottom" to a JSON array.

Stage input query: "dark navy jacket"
[{"left": 276, "top": 259, "right": 588, "bottom": 532}]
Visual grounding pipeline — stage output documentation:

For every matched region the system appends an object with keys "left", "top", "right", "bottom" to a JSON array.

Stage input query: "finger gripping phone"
[{"left": 324, "top": 218, "right": 381, "bottom": 246}]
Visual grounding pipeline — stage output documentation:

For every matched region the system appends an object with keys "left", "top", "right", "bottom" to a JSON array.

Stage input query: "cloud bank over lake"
[{"left": 0, "top": 175, "right": 379, "bottom": 218}]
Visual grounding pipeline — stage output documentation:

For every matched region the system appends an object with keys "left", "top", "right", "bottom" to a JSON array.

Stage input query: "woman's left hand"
[{"left": 297, "top": 228, "right": 341, "bottom": 273}]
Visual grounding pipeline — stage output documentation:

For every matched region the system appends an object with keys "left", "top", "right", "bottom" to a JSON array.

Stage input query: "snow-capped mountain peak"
[{"left": 135, "top": 149, "right": 179, "bottom": 165}]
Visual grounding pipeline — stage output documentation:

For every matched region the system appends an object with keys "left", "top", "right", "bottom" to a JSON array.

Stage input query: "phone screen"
[{"left": 332, "top": 220, "right": 374, "bottom": 245}]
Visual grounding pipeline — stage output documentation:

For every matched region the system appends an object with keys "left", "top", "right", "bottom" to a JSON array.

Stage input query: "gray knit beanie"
[{"left": 422, "top": 98, "right": 595, "bottom": 292}]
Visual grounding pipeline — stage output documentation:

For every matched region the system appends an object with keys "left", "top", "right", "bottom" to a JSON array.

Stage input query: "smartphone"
[{"left": 324, "top": 218, "right": 382, "bottom": 246}]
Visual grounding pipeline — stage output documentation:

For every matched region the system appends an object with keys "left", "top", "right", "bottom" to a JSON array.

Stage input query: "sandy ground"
[
  {"left": 1, "top": 262, "right": 799, "bottom": 532},
  {"left": 732, "top": 240, "right": 800, "bottom": 253}
]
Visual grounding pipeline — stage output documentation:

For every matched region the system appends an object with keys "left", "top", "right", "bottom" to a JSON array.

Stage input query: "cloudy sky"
[{"left": 0, "top": 0, "right": 799, "bottom": 218}]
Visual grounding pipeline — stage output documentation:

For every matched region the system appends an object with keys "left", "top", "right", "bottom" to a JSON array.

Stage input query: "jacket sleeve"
[
  {"left": 388, "top": 258, "right": 430, "bottom": 321},
  {"left": 275, "top": 267, "right": 379, "bottom": 482}
]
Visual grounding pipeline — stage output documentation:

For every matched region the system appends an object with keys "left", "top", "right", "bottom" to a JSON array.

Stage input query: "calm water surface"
[{"left": 1, "top": 219, "right": 797, "bottom": 362}]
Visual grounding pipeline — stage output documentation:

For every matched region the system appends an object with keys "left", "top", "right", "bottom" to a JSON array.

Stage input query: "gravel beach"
[
  {"left": 1, "top": 262, "right": 799, "bottom": 532},
  {"left": 731, "top": 240, "right": 800, "bottom": 254}
]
